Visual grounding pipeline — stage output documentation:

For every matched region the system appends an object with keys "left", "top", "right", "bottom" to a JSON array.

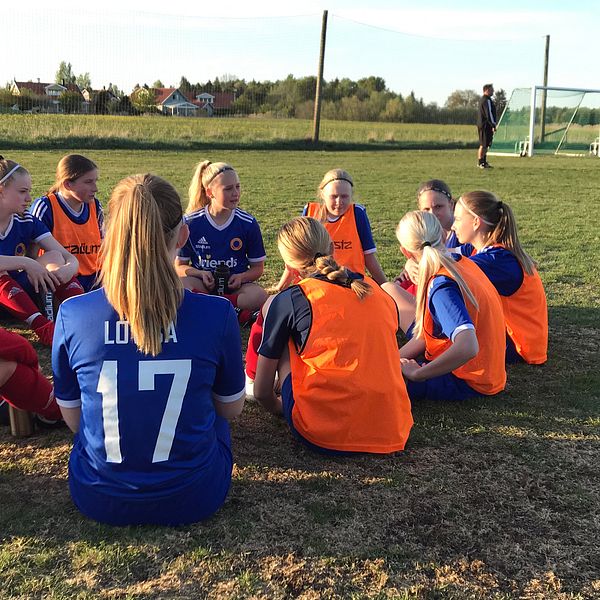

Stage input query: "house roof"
[
  {"left": 14, "top": 81, "right": 83, "bottom": 97},
  {"left": 153, "top": 87, "right": 177, "bottom": 105},
  {"left": 189, "top": 91, "right": 235, "bottom": 109}
]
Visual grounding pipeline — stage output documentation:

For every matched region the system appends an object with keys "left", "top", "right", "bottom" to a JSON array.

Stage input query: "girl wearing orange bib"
[
  {"left": 383, "top": 211, "right": 506, "bottom": 401},
  {"left": 254, "top": 217, "right": 412, "bottom": 454},
  {"left": 30, "top": 154, "right": 103, "bottom": 292},
  {"left": 274, "top": 169, "right": 387, "bottom": 292},
  {"left": 452, "top": 191, "right": 547, "bottom": 364}
]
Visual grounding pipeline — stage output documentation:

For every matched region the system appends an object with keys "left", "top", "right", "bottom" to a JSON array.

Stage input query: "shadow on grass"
[{"left": 4, "top": 137, "right": 477, "bottom": 153}]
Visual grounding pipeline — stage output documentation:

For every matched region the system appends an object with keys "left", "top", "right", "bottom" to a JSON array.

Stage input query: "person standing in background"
[{"left": 477, "top": 84, "right": 497, "bottom": 169}]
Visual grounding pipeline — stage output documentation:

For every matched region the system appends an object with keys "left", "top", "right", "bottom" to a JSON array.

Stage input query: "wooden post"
[
  {"left": 312, "top": 10, "right": 328, "bottom": 144},
  {"left": 540, "top": 35, "right": 550, "bottom": 142},
  {"left": 9, "top": 406, "right": 34, "bottom": 437}
]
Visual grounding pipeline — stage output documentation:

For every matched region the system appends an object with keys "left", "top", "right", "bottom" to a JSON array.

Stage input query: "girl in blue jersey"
[
  {"left": 29, "top": 154, "right": 103, "bottom": 292},
  {"left": 0, "top": 157, "right": 82, "bottom": 346},
  {"left": 452, "top": 190, "right": 548, "bottom": 364},
  {"left": 52, "top": 173, "right": 246, "bottom": 526},
  {"left": 176, "top": 160, "right": 268, "bottom": 317},
  {"left": 383, "top": 210, "right": 506, "bottom": 401}
]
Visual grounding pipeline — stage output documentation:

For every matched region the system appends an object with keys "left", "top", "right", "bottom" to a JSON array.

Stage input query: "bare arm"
[
  {"left": 401, "top": 329, "right": 478, "bottom": 382},
  {"left": 213, "top": 395, "right": 246, "bottom": 419},
  {"left": 364, "top": 252, "right": 387, "bottom": 285},
  {"left": 38, "top": 236, "right": 79, "bottom": 282},
  {"left": 399, "top": 336, "right": 426, "bottom": 360},
  {"left": 254, "top": 355, "right": 283, "bottom": 415},
  {"left": 59, "top": 406, "right": 81, "bottom": 433}
]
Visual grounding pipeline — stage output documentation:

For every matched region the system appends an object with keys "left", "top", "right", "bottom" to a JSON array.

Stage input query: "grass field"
[{"left": 1, "top": 139, "right": 599, "bottom": 599}]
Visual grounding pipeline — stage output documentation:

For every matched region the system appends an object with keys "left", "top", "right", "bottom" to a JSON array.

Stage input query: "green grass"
[{"left": 1, "top": 141, "right": 599, "bottom": 599}]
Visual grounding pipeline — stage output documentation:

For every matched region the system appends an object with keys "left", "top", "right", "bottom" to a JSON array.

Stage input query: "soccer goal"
[{"left": 490, "top": 86, "right": 600, "bottom": 157}]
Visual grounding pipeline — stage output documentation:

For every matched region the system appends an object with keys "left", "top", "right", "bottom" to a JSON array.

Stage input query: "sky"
[{"left": 4, "top": 0, "right": 599, "bottom": 105}]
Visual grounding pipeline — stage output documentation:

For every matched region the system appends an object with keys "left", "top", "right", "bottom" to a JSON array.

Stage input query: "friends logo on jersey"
[{"left": 199, "top": 256, "right": 239, "bottom": 270}]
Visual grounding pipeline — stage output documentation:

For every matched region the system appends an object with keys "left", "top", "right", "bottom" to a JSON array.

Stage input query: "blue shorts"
[
  {"left": 69, "top": 416, "right": 234, "bottom": 526},
  {"left": 281, "top": 374, "right": 360, "bottom": 456},
  {"left": 505, "top": 335, "right": 524, "bottom": 364},
  {"left": 405, "top": 369, "right": 479, "bottom": 402}
]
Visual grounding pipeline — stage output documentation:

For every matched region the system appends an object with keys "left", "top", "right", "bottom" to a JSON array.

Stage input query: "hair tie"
[
  {"left": 314, "top": 252, "right": 325, "bottom": 261},
  {"left": 321, "top": 176, "right": 353, "bottom": 189},
  {"left": 421, "top": 241, "right": 431, "bottom": 249},
  {"left": 0, "top": 164, "right": 22, "bottom": 185},
  {"left": 418, "top": 186, "right": 452, "bottom": 201}
]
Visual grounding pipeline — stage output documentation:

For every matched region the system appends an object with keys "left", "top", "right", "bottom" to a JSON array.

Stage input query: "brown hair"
[
  {"left": 277, "top": 216, "right": 371, "bottom": 300},
  {"left": 459, "top": 190, "right": 536, "bottom": 275},
  {"left": 100, "top": 174, "right": 184, "bottom": 356},
  {"left": 48, "top": 154, "right": 98, "bottom": 195}
]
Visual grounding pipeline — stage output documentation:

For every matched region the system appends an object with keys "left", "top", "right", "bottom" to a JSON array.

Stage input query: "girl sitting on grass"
[
  {"left": 0, "top": 157, "right": 83, "bottom": 346},
  {"left": 253, "top": 216, "right": 413, "bottom": 455},
  {"left": 176, "top": 160, "right": 268, "bottom": 322},
  {"left": 274, "top": 168, "right": 387, "bottom": 292},
  {"left": 29, "top": 154, "right": 103, "bottom": 292},
  {"left": 52, "top": 173, "right": 245, "bottom": 526},
  {"left": 452, "top": 190, "right": 547, "bottom": 364},
  {"left": 383, "top": 210, "right": 506, "bottom": 401}
]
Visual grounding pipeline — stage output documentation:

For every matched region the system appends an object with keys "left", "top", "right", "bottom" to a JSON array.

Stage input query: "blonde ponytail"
[
  {"left": 100, "top": 174, "right": 184, "bottom": 356},
  {"left": 186, "top": 160, "right": 235, "bottom": 214},
  {"left": 277, "top": 216, "right": 372, "bottom": 300},
  {"left": 460, "top": 191, "right": 536, "bottom": 275},
  {"left": 397, "top": 211, "right": 478, "bottom": 339}
]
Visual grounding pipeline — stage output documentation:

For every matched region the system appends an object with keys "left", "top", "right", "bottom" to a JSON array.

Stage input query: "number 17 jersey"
[{"left": 52, "top": 288, "right": 245, "bottom": 499}]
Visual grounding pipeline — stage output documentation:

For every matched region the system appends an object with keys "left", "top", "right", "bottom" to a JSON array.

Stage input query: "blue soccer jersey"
[
  {"left": 29, "top": 193, "right": 104, "bottom": 234},
  {"left": 52, "top": 288, "right": 245, "bottom": 523},
  {"left": 469, "top": 246, "right": 523, "bottom": 296},
  {"left": 178, "top": 208, "right": 266, "bottom": 275},
  {"left": 0, "top": 214, "right": 51, "bottom": 277}
]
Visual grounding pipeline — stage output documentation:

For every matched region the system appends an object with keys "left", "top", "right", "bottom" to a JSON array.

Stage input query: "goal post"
[{"left": 489, "top": 86, "right": 600, "bottom": 157}]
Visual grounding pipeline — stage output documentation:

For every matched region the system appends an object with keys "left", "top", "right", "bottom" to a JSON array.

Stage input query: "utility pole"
[
  {"left": 540, "top": 35, "right": 550, "bottom": 143},
  {"left": 312, "top": 10, "right": 328, "bottom": 144}
]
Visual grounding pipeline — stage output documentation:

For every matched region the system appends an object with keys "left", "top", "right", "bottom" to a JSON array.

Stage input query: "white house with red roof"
[{"left": 152, "top": 88, "right": 198, "bottom": 116}]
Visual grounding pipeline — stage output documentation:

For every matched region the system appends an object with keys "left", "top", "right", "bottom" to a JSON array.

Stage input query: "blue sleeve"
[
  {"left": 353, "top": 205, "right": 376, "bottom": 253},
  {"left": 301, "top": 204, "right": 309, "bottom": 216},
  {"left": 245, "top": 218, "right": 266, "bottom": 262},
  {"left": 51, "top": 304, "right": 82, "bottom": 407},
  {"left": 259, "top": 286, "right": 312, "bottom": 358},
  {"left": 212, "top": 304, "right": 245, "bottom": 400},
  {"left": 470, "top": 248, "right": 523, "bottom": 296},
  {"left": 30, "top": 214, "right": 51, "bottom": 242},
  {"left": 95, "top": 199, "right": 105, "bottom": 238},
  {"left": 28, "top": 197, "right": 54, "bottom": 232},
  {"left": 455, "top": 243, "right": 474, "bottom": 256},
  {"left": 428, "top": 276, "right": 473, "bottom": 340}
]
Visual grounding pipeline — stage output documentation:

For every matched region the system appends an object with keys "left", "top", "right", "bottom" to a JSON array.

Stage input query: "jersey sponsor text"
[{"left": 104, "top": 321, "right": 178, "bottom": 345}]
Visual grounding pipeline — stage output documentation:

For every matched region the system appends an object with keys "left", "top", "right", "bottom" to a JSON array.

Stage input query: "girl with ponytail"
[
  {"left": 176, "top": 160, "right": 268, "bottom": 322},
  {"left": 452, "top": 191, "right": 547, "bottom": 364},
  {"left": 253, "top": 216, "right": 412, "bottom": 455},
  {"left": 383, "top": 210, "right": 506, "bottom": 401},
  {"left": 52, "top": 174, "right": 245, "bottom": 526}
]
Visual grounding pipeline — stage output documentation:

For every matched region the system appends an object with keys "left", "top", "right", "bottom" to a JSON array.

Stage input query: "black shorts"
[{"left": 478, "top": 125, "right": 494, "bottom": 148}]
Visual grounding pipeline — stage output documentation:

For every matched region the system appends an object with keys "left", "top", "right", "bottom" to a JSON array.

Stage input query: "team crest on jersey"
[
  {"left": 14, "top": 242, "right": 26, "bottom": 257},
  {"left": 230, "top": 237, "right": 243, "bottom": 251}
]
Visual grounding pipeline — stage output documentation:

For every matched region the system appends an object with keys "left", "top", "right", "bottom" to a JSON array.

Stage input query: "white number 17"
[{"left": 97, "top": 359, "right": 192, "bottom": 464}]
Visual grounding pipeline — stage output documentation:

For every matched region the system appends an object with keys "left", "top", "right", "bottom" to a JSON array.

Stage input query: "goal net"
[{"left": 490, "top": 86, "right": 600, "bottom": 156}]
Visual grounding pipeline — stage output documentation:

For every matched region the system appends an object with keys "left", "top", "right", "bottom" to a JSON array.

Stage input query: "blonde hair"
[
  {"left": 0, "top": 156, "right": 29, "bottom": 187},
  {"left": 48, "top": 154, "right": 97, "bottom": 195},
  {"left": 460, "top": 190, "right": 536, "bottom": 275},
  {"left": 186, "top": 160, "right": 236, "bottom": 214},
  {"left": 314, "top": 168, "right": 354, "bottom": 221},
  {"left": 277, "top": 216, "right": 371, "bottom": 300},
  {"left": 100, "top": 174, "right": 184, "bottom": 356},
  {"left": 397, "top": 211, "right": 478, "bottom": 339}
]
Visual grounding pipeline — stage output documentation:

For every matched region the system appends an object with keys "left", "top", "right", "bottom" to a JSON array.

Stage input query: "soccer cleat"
[
  {"left": 235, "top": 307, "right": 259, "bottom": 328},
  {"left": 34, "top": 414, "right": 66, "bottom": 429},
  {"left": 245, "top": 374, "right": 255, "bottom": 400},
  {"left": 484, "top": 162, "right": 493, "bottom": 168},
  {"left": 34, "top": 320, "right": 55, "bottom": 346}
]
